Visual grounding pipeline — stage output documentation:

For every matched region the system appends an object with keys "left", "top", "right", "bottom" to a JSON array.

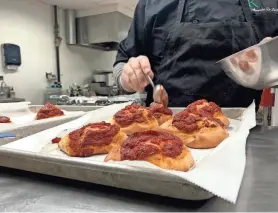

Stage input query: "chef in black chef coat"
[{"left": 113, "top": 0, "right": 278, "bottom": 108}]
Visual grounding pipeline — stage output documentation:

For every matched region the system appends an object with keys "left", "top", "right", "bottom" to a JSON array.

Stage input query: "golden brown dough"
[
  {"left": 105, "top": 130, "right": 194, "bottom": 172},
  {"left": 157, "top": 108, "right": 229, "bottom": 149},
  {"left": 186, "top": 99, "right": 230, "bottom": 127},
  {"left": 149, "top": 103, "right": 173, "bottom": 125},
  {"left": 111, "top": 104, "right": 158, "bottom": 135},
  {"left": 36, "top": 102, "right": 64, "bottom": 120},
  {"left": 58, "top": 122, "right": 127, "bottom": 157}
]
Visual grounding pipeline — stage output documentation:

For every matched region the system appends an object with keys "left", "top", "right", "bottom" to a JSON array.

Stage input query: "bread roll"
[
  {"left": 111, "top": 104, "right": 158, "bottom": 135},
  {"left": 58, "top": 122, "right": 127, "bottom": 157},
  {"left": 105, "top": 130, "right": 194, "bottom": 172}
]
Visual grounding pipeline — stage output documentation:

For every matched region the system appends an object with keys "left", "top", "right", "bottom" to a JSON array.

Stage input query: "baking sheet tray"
[
  {"left": 0, "top": 103, "right": 255, "bottom": 202},
  {"left": 0, "top": 103, "right": 86, "bottom": 144}
]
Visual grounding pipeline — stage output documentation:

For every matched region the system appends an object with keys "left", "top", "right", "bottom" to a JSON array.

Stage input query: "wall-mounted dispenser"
[{"left": 1, "top": 43, "right": 21, "bottom": 71}]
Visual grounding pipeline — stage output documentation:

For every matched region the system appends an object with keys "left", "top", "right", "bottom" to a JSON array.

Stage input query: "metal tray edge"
[{"left": 0, "top": 148, "right": 214, "bottom": 201}]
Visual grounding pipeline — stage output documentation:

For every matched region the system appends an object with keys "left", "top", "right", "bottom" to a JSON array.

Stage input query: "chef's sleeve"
[{"left": 113, "top": 0, "right": 147, "bottom": 93}]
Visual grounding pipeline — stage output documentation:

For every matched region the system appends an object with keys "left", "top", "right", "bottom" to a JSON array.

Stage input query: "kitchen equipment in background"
[
  {"left": 44, "top": 87, "right": 63, "bottom": 105},
  {"left": 44, "top": 69, "right": 63, "bottom": 104},
  {"left": 65, "top": 10, "right": 132, "bottom": 51},
  {"left": 68, "top": 83, "right": 82, "bottom": 97},
  {"left": 217, "top": 36, "right": 278, "bottom": 90},
  {"left": 1, "top": 43, "right": 21, "bottom": 71},
  {"left": 91, "top": 70, "right": 119, "bottom": 96},
  {"left": 45, "top": 72, "right": 57, "bottom": 81},
  {"left": 80, "top": 84, "right": 96, "bottom": 97},
  {"left": 46, "top": 82, "right": 98, "bottom": 105},
  {"left": 50, "top": 93, "right": 147, "bottom": 106},
  {"left": 0, "top": 76, "right": 25, "bottom": 103},
  {"left": 93, "top": 73, "right": 106, "bottom": 83},
  {"left": 259, "top": 88, "right": 275, "bottom": 129},
  {"left": 67, "top": 83, "right": 95, "bottom": 97}
]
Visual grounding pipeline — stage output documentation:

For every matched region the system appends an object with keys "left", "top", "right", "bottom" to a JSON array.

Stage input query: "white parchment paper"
[
  {"left": 0, "top": 102, "right": 85, "bottom": 129},
  {"left": 2, "top": 101, "right": 256, "bottom": 203}
]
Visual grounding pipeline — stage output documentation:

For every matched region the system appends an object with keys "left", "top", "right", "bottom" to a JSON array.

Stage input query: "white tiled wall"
[{"left": 0, "top": 0, "right": 117, "bottom": 104}]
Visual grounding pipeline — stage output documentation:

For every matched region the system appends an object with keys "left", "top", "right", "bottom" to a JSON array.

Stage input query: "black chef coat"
[{"left": 114, "top": 0, "right": 278, "bottom": 108}]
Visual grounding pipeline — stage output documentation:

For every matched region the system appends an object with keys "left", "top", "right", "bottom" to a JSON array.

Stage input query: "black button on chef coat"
[{"left": 114, "top": 0, "right": 278, "bottom": 108}]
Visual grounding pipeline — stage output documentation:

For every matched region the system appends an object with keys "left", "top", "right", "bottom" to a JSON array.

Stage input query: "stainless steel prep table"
[{"left": 0, "top": 126, "right": 277, "bottom": 211}]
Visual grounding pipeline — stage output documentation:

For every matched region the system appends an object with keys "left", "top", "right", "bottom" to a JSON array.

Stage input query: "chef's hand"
[{"left": 120, "top": 56, "right": 154, "bottom": 92}]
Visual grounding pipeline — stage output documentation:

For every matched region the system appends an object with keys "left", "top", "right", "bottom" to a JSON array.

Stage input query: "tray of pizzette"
[
  {"left": 0, "top": 100, "right": 256, "bottom": 203},
  {"left": 0, "top": 102, "right": 86, "bottom": 144}
]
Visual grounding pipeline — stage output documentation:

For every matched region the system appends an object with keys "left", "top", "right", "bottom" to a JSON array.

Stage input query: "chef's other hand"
[{"left": 121, "top": 56, "right": 154, "bottom": 92}]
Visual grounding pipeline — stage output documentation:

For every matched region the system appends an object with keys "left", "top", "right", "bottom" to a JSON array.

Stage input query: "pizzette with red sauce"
[
  {"left": 158, "top": 100, "right": 229, "bottom": 149},
  {"left": 149, "top": 103, "right": 173, "bottom": 125},
  {"left": 0, "top": 116, "right": 11, "bottom": 123},
  {"left": 36, "top": 102, "right": 64, "bottom": 120},
  {"left": 111, "top": 104, "right": 158, "bottom": 135},
  {"left": 58, "top": 122, "right": 127, "bottom": 157},
  {"left": 186, "top": 99, "right": 230, "bottom": 127},
  {"left": 105, "top": 130, "right": 194, "bottom": 172}
]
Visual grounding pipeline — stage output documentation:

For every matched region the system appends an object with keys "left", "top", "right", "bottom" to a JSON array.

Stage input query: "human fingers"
[
  {"left": 123, "top": 62, "right": 141, "bottom": 91},
  {"left": 138, "top": 56, "right": 154, "bottom": 80},
  {"left": 129, "top": 57, "right": 148, "bottom": 90}
]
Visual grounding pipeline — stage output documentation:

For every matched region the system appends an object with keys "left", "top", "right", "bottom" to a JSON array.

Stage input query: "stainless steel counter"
[
  {"left": 0, "top": 98, "right": 25, "bottom": 103},
  {"left": 0, "top": 126, "right": 277, "bottom": 211},
  {"left": 29, "top": 105, "right": 103, "bottom": 112}
]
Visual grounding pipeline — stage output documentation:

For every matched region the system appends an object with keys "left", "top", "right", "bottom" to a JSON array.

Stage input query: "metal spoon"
[{"left": 145, "top": 75, "right": 169, "bottom": 107}]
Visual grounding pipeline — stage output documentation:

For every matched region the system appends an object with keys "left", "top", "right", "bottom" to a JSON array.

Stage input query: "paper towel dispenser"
[{"left": 1, "top": 43, "right": 21, "bottom": 70}]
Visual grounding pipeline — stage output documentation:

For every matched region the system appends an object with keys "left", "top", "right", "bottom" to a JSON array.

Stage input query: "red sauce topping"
[
  {"left": 200, "top": 102, "right": 221, "bottom": 115},
  {"left": 52, "top": 137, "right": 61, "bottom": 144},
  {"left": 173, "top": 109, "right": 223, "bottom": 133},
  {"left": 173, "top": 110, "right": 201, "bottom": 133},
  {"left": 186, "top": 99, "right": 208, "bottom": 114},
  {"left": 0, "top": 116, "right": 11, "bottom": 123},
  {"left": 37, "top": 102, "right": 64, "bottom": 120},
  {"left": 185, "top": 100, "right": 224, "bottom": 127},
  {"left": 68, "top": 122, "right": 119, "bottom": 157},
  {"left": 120, "top": 130, "right": 183, "bottom": 160},
  {"left": 149, "top": 103, "right": 173, "bottom": 119},
  {"left": 114, "top": 105, "right": 153, "bottom": 127}
]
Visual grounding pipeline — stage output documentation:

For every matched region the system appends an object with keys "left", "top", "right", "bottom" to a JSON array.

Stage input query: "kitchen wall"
[
  {"left": 58, "top": 9, "right": 117, "bottom": 92},
  {"left": 0, "top": 0, "right": 117, "bottom": 104}
]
